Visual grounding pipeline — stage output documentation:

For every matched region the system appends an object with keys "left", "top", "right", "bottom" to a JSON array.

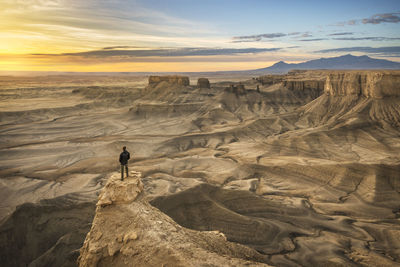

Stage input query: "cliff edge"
[
  {"left": 325, "top": 71, "right": 400, "bottom": 98},
  {"left": 298, "top": 70, "right": 400, "bottom": 127},
  {"left": 78, "top": 172, "right": 270, "bottom": 267}
]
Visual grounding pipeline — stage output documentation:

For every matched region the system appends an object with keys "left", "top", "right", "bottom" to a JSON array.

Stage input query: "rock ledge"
[{"left": 78, "top": 172, "right": 270, "bottom": 267}]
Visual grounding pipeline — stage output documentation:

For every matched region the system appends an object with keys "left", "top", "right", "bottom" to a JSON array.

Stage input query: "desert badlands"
[{"left": 0, "top": 70, "right": 400, "bottom": 266}]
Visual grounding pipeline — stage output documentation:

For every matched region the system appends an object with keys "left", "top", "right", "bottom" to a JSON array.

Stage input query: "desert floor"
[{"left": 0, "top": 72, "right": 399, "bottom": 267}]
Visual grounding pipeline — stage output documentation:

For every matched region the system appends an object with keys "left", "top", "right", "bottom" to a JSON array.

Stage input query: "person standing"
[{"left": 119, "top": 146, "right": 130, "bottom": 180}]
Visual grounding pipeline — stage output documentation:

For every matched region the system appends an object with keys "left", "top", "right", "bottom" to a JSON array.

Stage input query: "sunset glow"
[{"left": 1, "top": 0, "right": 399, "bottom": 72}]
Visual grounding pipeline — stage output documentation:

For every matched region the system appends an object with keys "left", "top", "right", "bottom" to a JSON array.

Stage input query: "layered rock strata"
[
  {"left": 283, "top": 79, "right": 325, "bottom": 92},
  {"left": 324, "top": 71, "right": 400, "bottom": 98}
]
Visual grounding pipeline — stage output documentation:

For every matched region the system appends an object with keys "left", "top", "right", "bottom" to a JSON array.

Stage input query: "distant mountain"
[{"left": 256, "top": 54, "right": 400, "bottom": 73}]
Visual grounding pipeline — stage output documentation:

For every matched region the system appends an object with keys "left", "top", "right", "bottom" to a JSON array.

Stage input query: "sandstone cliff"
[
  {"left": 78, "top": 172, "right": 270, "bottom": 267},
  {"left": 148, "top": 75, "right": 190, "bottom": 86},
  {"left": 283, "top": 79, "right": 325, "bottom": 92},
  {"left": 297, "top": 70, "right": 400, "bottom": 127},
  {"left": 256, "top": 71, "right": 326, "bottom": 100},
  {"left": 324, "top": 71, "right": 400, "bottom": 98}
]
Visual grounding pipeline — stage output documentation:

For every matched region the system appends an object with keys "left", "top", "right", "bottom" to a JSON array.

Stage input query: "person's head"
[{"left": 123, "top": 146, "right": 126, "bottom": 151}]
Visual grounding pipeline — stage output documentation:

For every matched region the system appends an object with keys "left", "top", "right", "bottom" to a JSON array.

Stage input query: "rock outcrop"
[
  {"left": 225, "top": 84, "right": 246, "bottom": 95},
  {"left": 148, "top": 75, "right": 190, "bottom": 86},
  {"left": 197, "top": 78, "right": 210, "bottom": 88},
  {"left": 78, "top": 172, "right": 270, "bottom": 267},
  {"left": 257, "top": 75, "right": 284, "bottom": 86},
  {"left": 283, "top": 79, "right": 325, "bottom": 92},
  {"left": 281, "top": 78, "right": 325, "bottom": 100},
  {"left": 257, "top": 71, "right": 326, "bottom": 99},
  {"left": 324, "top": 71, "right": 400, "bottom": 98}
]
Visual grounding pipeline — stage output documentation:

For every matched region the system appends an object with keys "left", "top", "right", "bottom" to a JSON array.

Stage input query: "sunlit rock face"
[{"left": 325, "top": 71, "right": 400, "bottom": 98}]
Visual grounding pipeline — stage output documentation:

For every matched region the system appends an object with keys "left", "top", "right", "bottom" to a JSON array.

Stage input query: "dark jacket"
[{"left": 119, "top": 151, "right": 130, "bottom": 165}]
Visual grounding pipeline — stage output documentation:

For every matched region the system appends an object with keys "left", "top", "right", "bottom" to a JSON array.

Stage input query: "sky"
[{"left": 1, "top": 0, "right": 400, "bottom": 72}]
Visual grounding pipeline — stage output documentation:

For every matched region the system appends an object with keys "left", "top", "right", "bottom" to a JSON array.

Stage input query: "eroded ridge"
[{"left": 78, "top": 172, "right": 270, "bottom": 267}]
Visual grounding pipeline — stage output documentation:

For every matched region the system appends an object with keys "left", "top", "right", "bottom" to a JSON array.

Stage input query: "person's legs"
[
  {"left": 121, "top": 165, "right": 124, "bottom": 180},
  {"left": 125, "top": 165, "right": 129, "bottom": 177}
]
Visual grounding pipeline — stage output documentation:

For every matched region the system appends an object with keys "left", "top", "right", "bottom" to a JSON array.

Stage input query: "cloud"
[
  {"left": 328, "top": 32, "right": 354, "bottom": 36},
  {"left": 232, "top": 31, "right": 315, "bottom": 42},
  {"left": 334, "top": 20, "right": 358, "bottom": 26},
  {"left": 333, "top": 36, "right": 400, "bottom": 41},
  {"left": 231, "top": 38, "right": 263, "bottom": 43},
  {"left": 300, "top": 33, "right": 313, "bottom": 38},
  {"left": 33, "top": 47, "right": 282, "bottom": 58},
  {"left": 1, "top": 0, "right": 220, "bottom": 53},
  {"left": 232, "top": 33, "right": 286, "bottom": 42},
  {"left": 298, "top": 38, "right": 326, "bottom": 42},
  {"left": 102, "top": 46, "right": 145, "bottom": 50},
  {"left": 362, "top": 13, "right": 400, "bottom": 24},
  {"left": 315, "top": 46, "right": 400, "bottom": 57},
  {"left": 334, "top": 13, "right": 400, "bottom": 26},
  {"left": 347, "top": 20, "right": 357, "bottom": 25}
]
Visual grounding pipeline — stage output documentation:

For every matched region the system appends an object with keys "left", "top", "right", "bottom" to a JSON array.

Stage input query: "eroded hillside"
[{"left": 0, "top": 71, "right": 399, "bottom": 266}]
